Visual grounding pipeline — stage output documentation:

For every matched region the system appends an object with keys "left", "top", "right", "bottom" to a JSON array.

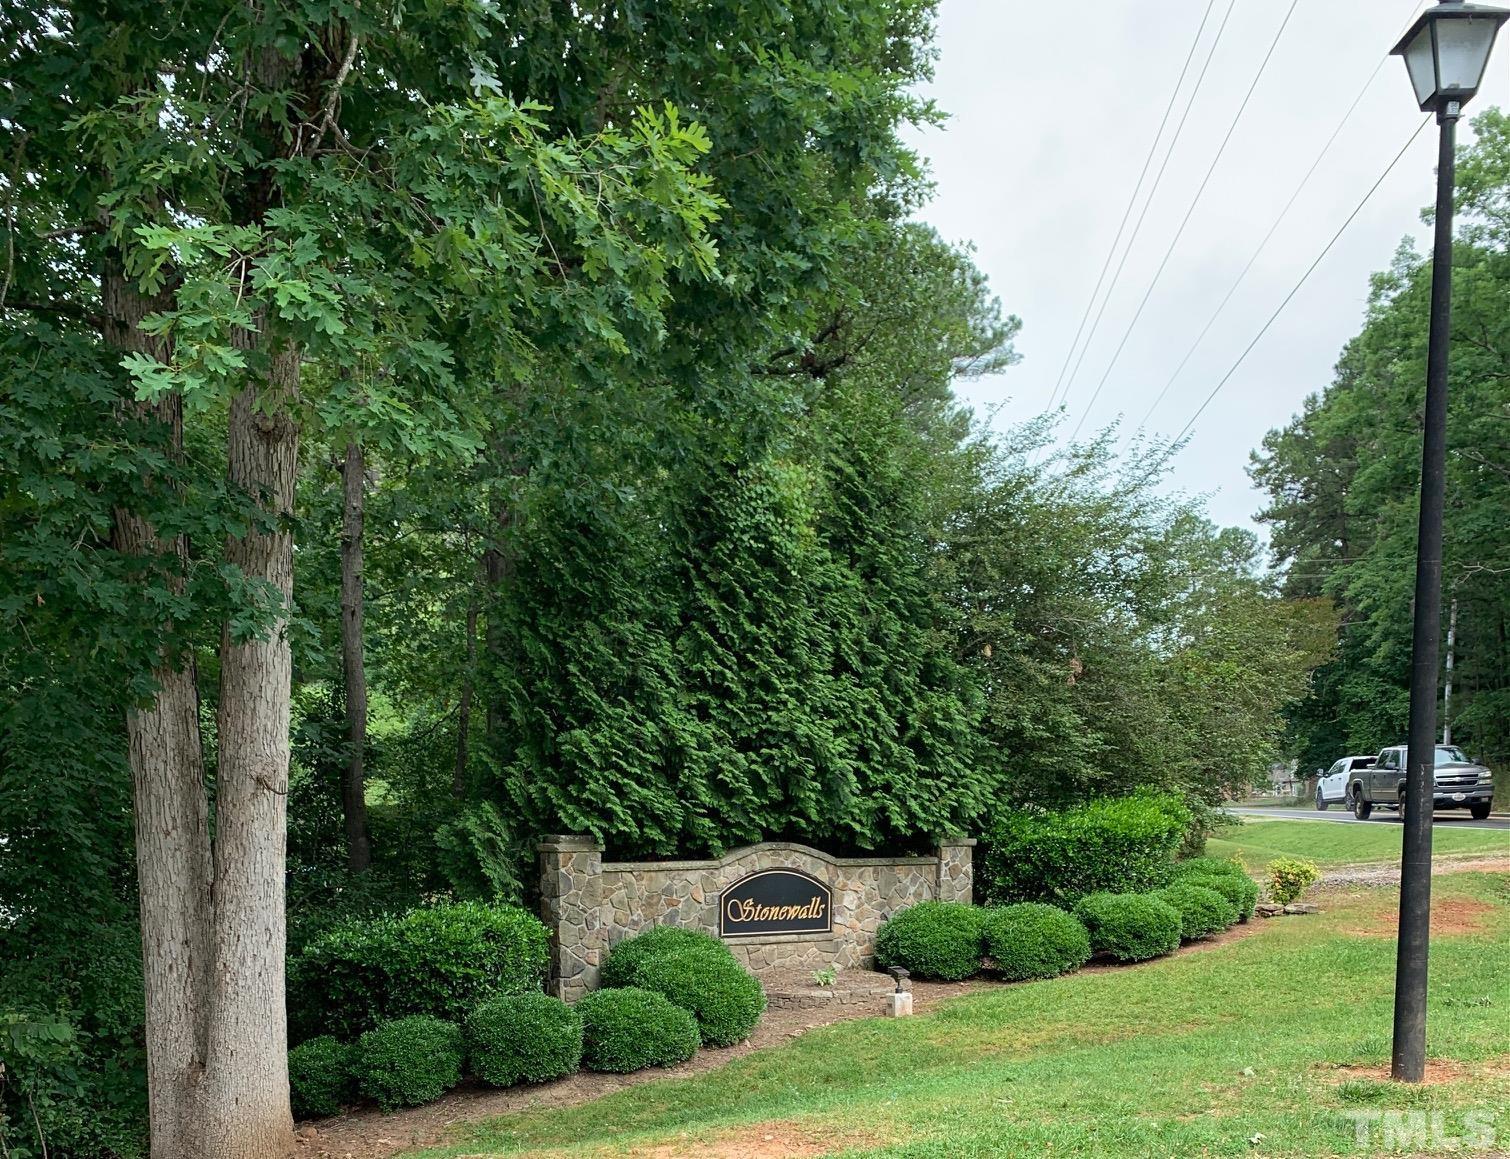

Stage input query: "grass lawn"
[
  {"left": 412, "top": 872, "right": 1510, "bottom": 1158},
  {"left": 1208, "top": 817, "right": 1508, "bottom": 871}
]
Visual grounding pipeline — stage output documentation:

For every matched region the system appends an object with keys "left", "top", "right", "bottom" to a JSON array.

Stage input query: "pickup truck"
[
  {"left": 1315, "top": 755, "right": 1375, "bottom": 810},
  {"left": 1349, "top": 744, "right": 1495, "bottom": 821}
]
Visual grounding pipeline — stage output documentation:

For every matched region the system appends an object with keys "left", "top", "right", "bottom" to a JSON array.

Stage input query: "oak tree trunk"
[
  {"left": 340, "top": 441, "right": 372, "bottom": 871},
  {"left": 104, "top": 253, "right": 215, "bottom": 1159},
  {"left": 454, "top": 581, "right": 480, "bottom": 798},
  {"left": 198, "top": 342, "right": 300, "bottom": 1158}
]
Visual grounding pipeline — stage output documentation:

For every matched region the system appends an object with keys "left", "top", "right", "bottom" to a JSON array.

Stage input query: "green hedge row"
[
  {"left": 976, "top": 793, "right": 1192, "bottom": 908},
  {"left": 287, "top": 901, "right": 550, "bottom": 1042},
  {"left": 876, "top": 855, "right": 1255, "bottom": 984},
  {"left": 289, "top": 922, "right": 767, "bottom": 1120}
]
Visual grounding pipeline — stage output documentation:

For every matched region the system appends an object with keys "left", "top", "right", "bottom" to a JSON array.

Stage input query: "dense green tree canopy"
[{"left": 1252, "top": 108, "right": 1510, "bottom": 781}]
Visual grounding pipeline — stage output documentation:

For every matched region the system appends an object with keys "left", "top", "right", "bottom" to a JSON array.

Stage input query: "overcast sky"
[{"left": 904, "top": 0, "right": 1510, "bottom": 538}]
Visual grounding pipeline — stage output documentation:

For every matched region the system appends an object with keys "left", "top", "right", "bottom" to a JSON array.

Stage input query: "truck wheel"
[
  {"left": 1469, "top": 802, "right": 1491, "bottom": 821},
  {"left": 1353, "top": 793, "right": 1373, "bottom": 820},
  {"left": 1315, "top": 787, "right": 1328, "bottom": 811}
]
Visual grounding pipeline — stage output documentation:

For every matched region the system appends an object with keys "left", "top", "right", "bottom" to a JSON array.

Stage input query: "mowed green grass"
[
  {"left": 412, "top": 872, "right": 1510, "bottom": 1158},
  {"left": 1209, "top": 817, "right": 1508, "bottom": 870}
]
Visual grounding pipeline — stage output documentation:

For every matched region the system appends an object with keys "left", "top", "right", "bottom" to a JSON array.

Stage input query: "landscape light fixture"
[
  {"left": 886, "top": 966, "right": 910, "bottom": 994},
  {"left": 1393, "top": 0, "right": 1509, "bottom": 114},
  {"left": 1388, "top": 0, "right": 1509, "bottom": 1086}
]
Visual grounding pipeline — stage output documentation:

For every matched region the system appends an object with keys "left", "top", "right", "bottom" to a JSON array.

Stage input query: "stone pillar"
[
  {"left": 538, "top": 835, "right": 603, "bottom": 1001},
  {"left": 935, "top": 837, "right": 976, "bottom": 905}
]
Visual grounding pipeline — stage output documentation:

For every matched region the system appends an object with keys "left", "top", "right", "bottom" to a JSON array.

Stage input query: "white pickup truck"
[
  {"left": 1349, "top": 744, "right": 1496, "bottom": 821},
  {"left": 1315, "top": 755, "right": 1375, "bottom": 810}
]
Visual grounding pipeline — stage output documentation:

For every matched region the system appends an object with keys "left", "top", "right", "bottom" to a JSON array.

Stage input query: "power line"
[
  {"left": 1136, "top": 0, "right": 1425, "bottom": 432},
  {"left": 1067, "top": 0, "right": 1301, "bottom": 442},
  {"left": 1166, "top": 116, "right": 1431, "bottom": 447},
  {"left": 1052, "top": 0, "right": 1240, "bottom": 419},
  {"left": 1041, "top": 0, "right": 1221, "bottom": 417}
]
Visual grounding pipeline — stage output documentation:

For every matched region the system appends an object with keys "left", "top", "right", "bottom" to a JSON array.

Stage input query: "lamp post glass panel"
[{"left": 1388, "top": 0, "right": 1509, "bottom": 1085}]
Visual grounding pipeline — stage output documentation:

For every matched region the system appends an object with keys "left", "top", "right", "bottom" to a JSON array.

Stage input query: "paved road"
[{"left": 1229, "top": 805, "right": 1510, "bottom": 833}]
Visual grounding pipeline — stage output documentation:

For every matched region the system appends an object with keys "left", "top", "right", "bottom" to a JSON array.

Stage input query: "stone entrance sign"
[{"left": 538, "top": 835, "right": 974, "bottom": 1000}]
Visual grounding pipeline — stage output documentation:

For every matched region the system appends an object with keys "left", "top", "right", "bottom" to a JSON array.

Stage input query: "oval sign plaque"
[{"left": 719, "top": 869, "right": 832, "bottom": 938}]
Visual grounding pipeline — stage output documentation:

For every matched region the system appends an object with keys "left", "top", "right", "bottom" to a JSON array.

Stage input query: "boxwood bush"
[
  {"left": 288, "top": 1035, "right": 354, "bottom": 1119},
  {"left": 354, "top": 1015, "right": 463, "bottom": 1111},
  {"left": 600, "top": 925, "right": 729, "bottom": 989},
  {"left": 874, "top": 901, "right": 984, "bottom": 981},
  {"left": 288, "top": 902, "right": 549, "bottom": 1041},
  {"left": 633, "top": 949, "right": 766, "bottom": 1046},
  {"left": 1152, "top": 882, "right": 1237, "bottom": 940},
  {"left": 1071, "top": 892, "right": 1182, "bottom": 962},
  {"left": 977, "top": 794, "right": 1189, "bottom": 907},
  {"left": 577, "top": 987, "right": 699, "bottom": 1073},
  {"left": 1172, "top": 856, "right": 1248, "bottom": 882},
  {"left": 1179, "top": 868, "right": 1259, "bottom": 921},
  {"left": 465, "top": 992, "right": 582, "bottom": 1087},
  {"left": 980, "top": 903, "right": 1091, "bottom": 981}
]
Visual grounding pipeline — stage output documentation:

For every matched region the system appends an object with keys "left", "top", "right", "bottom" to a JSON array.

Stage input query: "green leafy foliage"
[
  {"left": 977, "top": 795, "right": 1188, "bottom": 907},
  {"left": 1252, "top": 109, "right": 1510, "bottom": 785},
  {"left": 632, "top": 951, "right": 766, "bottom": 1047},
  {"left": 288, "top": 902, "right": 549, "bottom": 1042},
  {"left": 1152, "top": 883, "right": 1238, "bottom": 941},
  {"left": 576, "top": 988, "right": 700, "bottom": 1074},
  {"left": 465, "top": 993, "right": 583, "bottom": 1088},
  {"left": 1071, "top": 893, "right": 1184, "bottom": 963},
  {"left": 1174, "top": 861, "right": 1260, "bottom": 921},
  {"left": 874, "top": 901, "right": 984, "bottom": 982},
  {"left": 288, "top": 1037, "right": 355, "bottom": 1120},
  {"left": 600, "top": 927, "right": 731, "bottom": 989},
  {"left": 353, "top": 1016, "right": 464, "bottom": 1112},
  {"left": 1266, "top": 858, "right": 1322, "bottom": 906},
  {"left": 980, "top": 904, "right": 1091, "bottom": 982}
]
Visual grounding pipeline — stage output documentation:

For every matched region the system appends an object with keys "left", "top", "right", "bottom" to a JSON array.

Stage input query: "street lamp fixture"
[
  {"left": 1388, "top": 0, "right": 1508, "bottom": 1087},
  {"left": 1393, "top": 0, "right": 1510, "bottom": 115}
]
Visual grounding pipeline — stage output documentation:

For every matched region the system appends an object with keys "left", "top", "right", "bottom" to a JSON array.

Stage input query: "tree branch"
[{"left": 0, "top": 297, "right": 101, "bottom": 328}]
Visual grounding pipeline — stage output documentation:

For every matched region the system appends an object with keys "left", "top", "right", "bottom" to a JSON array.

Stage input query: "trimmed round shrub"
[
  {"left": 1153, "top": 883, "right": 1237, "bottom": 941},
  {"left": 290, "top": 902, "right": 550, "bottom": 1041},
  {"left": 465, "top": 992, "right": 582, "bottom": 1087},
  {"left": 288, "top": 1036, "right": 354, "bottom": 1120},
  {"left": 981, "top": 903, "right": 1091, "bottom": 981},
  {"left": 1180, "top": 869, "right": 1259, "bottom": 922},
  {"left": 634, "top": 949, "right": 766, "bottom": 1046},
  {"left": 978, "top": 793, "right": 1188, "bottom": 907},
  {"left": 577, "top": 987, "right": 699, "bottom": 1073},
  {"left": 354, "top": 1015, "right": 463, "bottom": 1111},
  {"left": 600, "top": 926, "right": 730, "bottom": 989},
  {"left": 874, "top": 901, "right": 984, "bottom": 982},
  {"left": 1072, "top": 892, "right": 1182, "bottom": 962}
]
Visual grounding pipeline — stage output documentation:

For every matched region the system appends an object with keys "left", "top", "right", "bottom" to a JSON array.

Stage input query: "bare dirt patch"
[
  {"left": 1343, "top": 897, "right": 1497, "bottom": 939},
  {"left": 1317, "top": 1055, "right": 1510, "bottom": 1086},
  {"left": 558, "top": 1119, "right": 887, "bottom": 1159}
]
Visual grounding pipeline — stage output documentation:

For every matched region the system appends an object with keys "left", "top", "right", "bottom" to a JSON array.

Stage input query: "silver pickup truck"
[{"left": 1349, "top": 744, "right": 1495, "bottom": 821}]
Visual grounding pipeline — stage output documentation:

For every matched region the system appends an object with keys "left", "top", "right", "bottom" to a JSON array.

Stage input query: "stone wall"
[{"left": 537, "top": 836, "right": 974, "bottom": 1000}]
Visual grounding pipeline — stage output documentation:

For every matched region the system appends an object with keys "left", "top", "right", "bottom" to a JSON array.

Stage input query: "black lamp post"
[{"left": 1389, "top": 0, "right": 1509, "bottom": 1085}]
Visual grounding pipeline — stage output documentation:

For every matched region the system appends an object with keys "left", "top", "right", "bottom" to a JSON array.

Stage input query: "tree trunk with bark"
[
  {"left": 198, "top": 341, "right": 300, "bottom": 1158},
  {"left": 340, "top": 440, "right": 372, "bottom": 870},
  {"left": 105, "top": 251, "right": 215, "bottom": 1159}
]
